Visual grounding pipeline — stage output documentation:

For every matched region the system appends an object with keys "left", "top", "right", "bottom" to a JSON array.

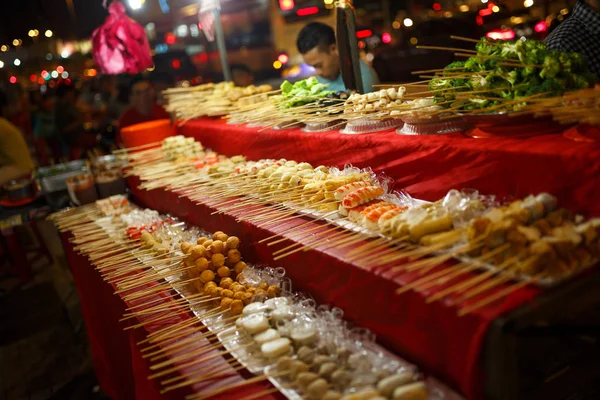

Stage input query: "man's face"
[
  {"left": 302, "top": 44, "right": 340, "bottom": 81},
  {"left": 131, "top": 81, "right": 154, "bottom": 113}
]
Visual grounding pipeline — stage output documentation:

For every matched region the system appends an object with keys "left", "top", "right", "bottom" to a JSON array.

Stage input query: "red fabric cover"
[
  {"left": 91, "top": 2, "right": 153, "bottom": 75},
  {"left": 179, "top": 118, "right": 600, "bottom": 217},
  {"left": 117, "top": 106, "right": 172, "bottom": 146},
  {"left": 62, "top": 232, "right": 280, "bottom": 400}
]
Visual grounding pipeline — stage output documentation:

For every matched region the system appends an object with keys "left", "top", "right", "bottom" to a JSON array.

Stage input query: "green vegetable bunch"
[
  {"left": 279, "top": 77, "right": 334, "bottom": 109},
  {"left": 430, "top": 38, "right": 597, "bottom": 112}
]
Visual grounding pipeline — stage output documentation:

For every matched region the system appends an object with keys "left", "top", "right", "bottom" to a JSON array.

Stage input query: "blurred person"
[
  {"left": 33, "top": 95, "right": 59, "bottom": 166},
  {"left": 150, "top": 72, "right": 174, "bottom": 106},
  {"left": 296, "top": 22, "right": 379, "bottom": 93},
  {"left": 0, "top": 117, "right": 35, "bottom": 186},
  {"left": 55, "top": 84, "right": 97, "bottom": 159},
  {"left": 117, "top": 76, "right": 170, "bottom": 146},
  {"left": 230, "top": 64, "right": 254, "bottom": 87},
  {"left": 546, "top": 0, "right": 600, "bottom": 79}
]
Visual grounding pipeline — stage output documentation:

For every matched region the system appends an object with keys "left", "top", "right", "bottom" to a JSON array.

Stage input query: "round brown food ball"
[
  {"left": 211, "top": 253, "right": 226, "bottom": 267},
  {"left": 266, "top": 285, "right": 280, "bottom": 298},
  {"left": 231, "top": 283, "right": 245, "bottom": 292},
  {"left": 205, "top": 286, "right": 218, "bottom": 297},
  {"left": 219, "top": 277, "right": 234, "bottom": 289},
  {"left": 184, "top": 255, "right": 196, "bottom": 267},
  {"left": 215, "top": 287, "right": 224, "bottom": 297},
  {"left": 217, "top": 266, "right": 231, "bottom": 278},
  {"left": 202, "top": 239, "right": 213, "bottom": 248},
  {"left": 220, "top": 297, "right": 233, "bottom": 311},
  {"left": 180, "top": 242, "right": 193, "bottom": 254},
  {"left": 221, "top": 289, "right": 234, "bottom": 298},
  {"left": 226, "top": 249, "right": 241, "bottom": 264},
  {"left": 199, "top": 270, "right": 215, "bottom": 284},
  {"left": 212, "top": 231, "right": 226, "bottom": 241},
  {"left": 230, "top": 299, "right": 244, "bottom": 315},
  {"left": 196, "top": 237, "right": 207, "bottom": 245},
  {"left": 243, "top": 292, "right": 253, "bottom": 305},
  {"left": 195, "top": 257, "right": 209, "bottom": 272},
  {"left": 226, "top": 236, "right": 240, "bottom": 250},
  {"left": 258, "top": 282, "right": 268, "bottom": 290},
  {"left": 204, "top": 281, "right": 217, "bottom": 290},
  {"left": 233, "top": 291, "right": 245, "bottom": 301},
  {"left": 191, "top": 245, "right": 206, "bottom": 259},
  {"left": 234, "top": 261, "right": 247, "bottom": 275},
  {"left": 214, "top": 232, "right": 229, "bottom": 243},
  {"left": 209, "top": 240, "right": 224, "bottom": 254}
]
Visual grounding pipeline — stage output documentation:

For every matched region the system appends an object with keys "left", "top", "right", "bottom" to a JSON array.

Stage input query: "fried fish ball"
[
  {"left": 221, "top": 289, "right": 234, "bottom": 298},
  {"left": 312, "top": 355, "right": 331, "bottom": 370},
  {"left": 196, "top": 237, "right": 207, "bottom": 245},
  {"left": 322, "top": 391, "right": 342, "bottom": 400},
  {"left": 231, "top": 283, "right": 245, "bottom": 292},
  {"left": 318, "top": 362, "right": 337, "bottom": 380},
  {"left": 233, "top": 291, "right": 245, "bottom": 301},
  {"left": 199, "top": 270, "right": 215, "bottom": 284},
  {"left": 205, "top": 285, "right": 218, "bottom": 297},
  {"left": 296, "top": 346, "right": 315, "bottom": 364},
  {"left": 202, "top": 239, "right": 213, "bottom": 248},
  {"left": 212, "top": 231, "right": 227, "bottom": 241},
  {"left": 184, "top": 255, "right": 196, "bottom": 267},
  {"left": 215, "top": 287, "right": 224, "bottom": 297},
  {"left": 258, "top": 282, "right": 269, "bottom": 290},
  {"left": 203, "top": 281, "right": 216, "bottom": 291},
  {"left": 296, "top": 372, "right": 319, "bottom": 390},
  {"left": 226, "top": 236, "right": 240, "bottom": 250},
  {"left": 209, "top": 240, "right": 225, "bottom": 254},
  {"left": 226, "top": 249, "right": 241, "bottom": 264},
  {"left": 377, "top": 372, "right": 414, "bottom": 397},
  {"left": 195, "top": 257, "right": 209, "bottom": 272},
  {"left": 212, "top": 253, "right": 226, "bottom": 267},
  {"left": 289, "top": 360, "right": 310, "bottom": 380},
  {"left": 275, "top": 356, "right": 293, "bottom": 373},
  {"left": 180, "top": 241, "right": 193, "bottom": 254},
  {"left": 266, "top": 285, "right": 280, "bottom": 298},
  {"left": 217, "top": 266, "right": 231, "bottom": 278},
  {"left": 331, "top": 369, "right": 352, "bottom": 388},
  {"left": 230, "top": 299, "right": 244, "bottom": 315},
  {"left": 307, "top": 378, "right": 329, "bottom": 399},
  {"left": 191, "top": 245, "right": 206, "bottom": 259},
  {"left": 234, "top": 261, "right": 247, "bottom": 275},
  {"left": 220, "top": 297, "right": 233, "bottom": 311},
  {"left": 243, "top": 292, "right": 253, "bottom": 305},
  {"left": 220, "top": 277, "right": 234, "bottom": 289}
]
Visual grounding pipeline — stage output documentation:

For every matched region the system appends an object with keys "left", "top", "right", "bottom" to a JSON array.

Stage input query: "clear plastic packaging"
[
  {"left": 302, "top": 120, "right": 346, "bottom": 132},
  {"left": 341, "top": 118, "right": 403, "bottom": 135},
  {"left": 397, "top": 119, "right": 471, "bottom": 135}
]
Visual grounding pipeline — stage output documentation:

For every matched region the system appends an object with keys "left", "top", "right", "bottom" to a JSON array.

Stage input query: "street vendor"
[
  {"left": 546, "top": 0, "right": 600, "bottom": 79},
  {"left": 0, "top": 117, "right": 35, "bottom": 186},
  {"left": 296, "top": 22, "right": 380, "bottom": 93}
]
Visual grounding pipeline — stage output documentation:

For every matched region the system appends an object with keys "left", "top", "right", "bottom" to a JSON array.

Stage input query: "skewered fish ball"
[
  {"left": 195, "top": 257, "right": 209, "bottom": 272},
  {"left": 331, "top": 369, "right": 352, "bottom": 388},
  {"left": 322, "top": 391, "right": 342, "bottom": 400},
  {"left": 275, "top": 356, "right": 293, "bottom": 372},
  {"left": 258, "top": 282, "right": 269, "bottom": 290},
  {"left": 377, "top": 372, "right": 414, "bottom": 397},
  {"left": 209, "top": 240, "right": 225, "bottom": 254},
  {"left": 226, "top": 236, "right": 240, "bottom": 250},
  {"left": 227, "top": 249, "right": 241, "bottom": 264},
  {"left": 215, "top": 287, "right": 224, "bottom": 296},
  {"left": 230, "top": 299, "right": 244, "bottom": 315},
  {"left": 234, "top": 261, "right": 247, "bottom": 275},
  {"left": 199, "top": 270, "right": 215, "bottom": 284},
  {"left": 221, "top": 289, "right": 234, "bottom": 298},
  {"left": 307, "top": 378, "right": 329, "bottom": 399},
  {"left": 253, "top": 328, "right": 281, "bottom": 345},
  {"left": 196, "top": 237, "right": 207, "bottom": 245},
  {"left": 202, "top": 239, "right": 213, "bottom": 248},
  {"left": 296, "top": 371, "right": 319, "bottom": 390},
  {"left": 312, "top": 355, "right": 331, "bottom": 370},
  {"left": 220, "top": 297, "right": 233, "bottom": 311},
  {"left": 233, "top": 292, "right": 245, "bottom": 301},
  {"left": 181, "top": 241, "right": 193, "bottom": 254},
  {"left": 289, "top": 360, "right": 310, "bottom": 380},
  {"left": 336, "top": 347, "right": 352, "bottom": 362},
  {"left": 231, "top": 283, "right": 244, "bottom": 292},
  {"left": 297, "top": 346, "right": 315, "bottom": 364},
  {"left": 318, "top": 362, "right": 337, "bottom": 380},
  {"left": 217, "top": 266, "right": 231, "bottom": 278},
  {"left": 261, "top": 337, "right": 292, "bottom": 358},
  {"left": 220, "top": 277, "right": 233, "bottom": 289},
  {"left": 212, "top": 231, "right": 228, "bottom": 242},
  {"left": 243, "top": 292, "right": 253, "bottom": 305},
  {"left": 266, "top": 285, "right": 280, "bottom": 297},
  {"left": 203, "top": 281, "right": 217, "bottom": 291},
  {"left": 392, "top": 381, "right": 427, "bottom": 400},
  {"left": 212, "top": 253, "right": 226, "bottom": 267},
  {"left": 191, "top": 245, "right": 206, "bottom": 259}
]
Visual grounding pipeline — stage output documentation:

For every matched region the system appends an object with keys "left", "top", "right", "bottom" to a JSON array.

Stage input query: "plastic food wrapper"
[{"left": 92, "top": 2, "right": 153, "bottom": 75}]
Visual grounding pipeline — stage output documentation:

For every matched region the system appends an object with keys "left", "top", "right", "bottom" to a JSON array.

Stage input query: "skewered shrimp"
[{"left": 342, "top": 186, "right": 385, "bottom": 209}]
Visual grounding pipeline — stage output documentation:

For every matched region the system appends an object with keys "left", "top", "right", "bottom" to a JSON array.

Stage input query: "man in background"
[
  {"left": 546, "top": 0, "right": 600, "bottom": 79},
  {"left": 231, "top": 64, "right": 254, "bottom": 87},
  {"left": 117, "top": 76, "right": 170, "bottom": 145},
  {"left": 296, "top": 22, "right": 379, "bottom": 93}
]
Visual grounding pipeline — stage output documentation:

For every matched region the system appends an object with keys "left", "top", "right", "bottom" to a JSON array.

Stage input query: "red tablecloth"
[
  {"left": 61, "top": 232, "right": 280, "bottom": 400},
  {"left": 179, "top": 118, "right": 600, "bottom": 217}
]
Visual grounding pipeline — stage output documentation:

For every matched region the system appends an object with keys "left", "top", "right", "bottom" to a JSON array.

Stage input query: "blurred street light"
[
  {"left": 0, "top": 61, "right": 4, "bottom": 68},
  {"left": 403, "top": 18, "right": 413, "bottom": 27},
  {"left": 1, "top": 45, "right": 7, "bottom": 52},
  {"left": 524, "top": 0, "right": 534, "bottom": 7},
  {"left": 45, "top": 30, "right": 53, "bottom": 38},
  {"left": 12, "top": 39, "right": 20, "bottom": 46},
  {"left": 128, "top": 0, "right": 145, "bottom": 10},
  {"left": 14, "top": 59, "right": 21, "bottom": 66}
]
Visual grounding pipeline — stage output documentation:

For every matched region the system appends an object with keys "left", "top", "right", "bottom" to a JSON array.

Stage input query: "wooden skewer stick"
[
  {"left": 185, "top": 371, "right": 287, "bottom": 400},
  {"left": 457, "top": 273, "right": 545, "bottom": 316}
]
